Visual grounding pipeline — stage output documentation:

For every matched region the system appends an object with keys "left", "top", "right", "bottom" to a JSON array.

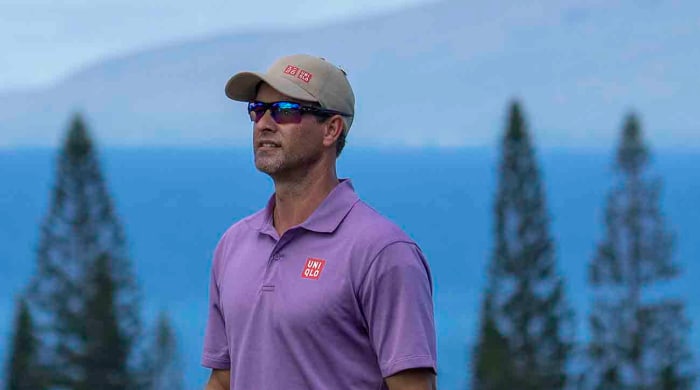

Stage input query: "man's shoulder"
[
  {"left": 344, "top": 199, "right": 416, "bottom": 248},
  {"left": 343, "top": 200, "right": 428, "bottom": 285}
]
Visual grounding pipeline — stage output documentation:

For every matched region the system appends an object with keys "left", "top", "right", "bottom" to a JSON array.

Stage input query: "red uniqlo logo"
[
  {"left": 283, "top": 65, "right": 299, "bottom": 76},
  {"left": 301, "top": 258, "right": 326, "bottom": 280},
  {"left": 297, "top": 70, "right": 313, "bottom": 83}
]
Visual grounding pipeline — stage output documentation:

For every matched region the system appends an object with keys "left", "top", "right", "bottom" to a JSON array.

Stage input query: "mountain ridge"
[{"left": 1, "top": 0, "right": 697, "bottom": 148}]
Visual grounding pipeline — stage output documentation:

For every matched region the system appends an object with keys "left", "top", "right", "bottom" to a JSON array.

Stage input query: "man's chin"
[
  {"left": 254, "top": 159, "right": 282, "bottom": 175},
  {"left": 255, "top": 164, "right": 274, "bottom": 175}
]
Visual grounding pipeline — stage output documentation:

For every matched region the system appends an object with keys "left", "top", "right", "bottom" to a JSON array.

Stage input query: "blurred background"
[{"left": 1, "top": 0, "right": 698, "bottom": 389}]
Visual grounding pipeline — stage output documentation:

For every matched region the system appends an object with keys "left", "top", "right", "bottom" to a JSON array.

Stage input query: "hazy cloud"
[{"left": 0, "top": 0, "right": 437, "bottom": 90}]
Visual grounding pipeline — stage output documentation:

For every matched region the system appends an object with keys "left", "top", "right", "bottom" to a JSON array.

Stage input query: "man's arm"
[
  {"left": 385, "top": 368, "right": 436, "bottom": 390},
  {"left": 204, "top": 369, "right": 230, "bottom": 390}
]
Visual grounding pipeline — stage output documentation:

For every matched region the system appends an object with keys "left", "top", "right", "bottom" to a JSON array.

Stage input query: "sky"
[
  {"left": 1, "top": 0, "right": 698, "bottom": 148},
  {"left": 0, "top": 0, "right": 437, "bottom": 92}
]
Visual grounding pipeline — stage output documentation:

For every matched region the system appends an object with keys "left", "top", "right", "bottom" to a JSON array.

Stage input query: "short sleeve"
[
  {"left": 201, "top": 236, "right": 231, "bottom": 370},
  {"left": 358, "top": 241, "right": 437, "bottom": 378}
]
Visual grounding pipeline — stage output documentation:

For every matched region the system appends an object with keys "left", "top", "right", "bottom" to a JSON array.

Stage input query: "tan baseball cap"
[{"left": 225, "top": 54, "right": 355, "bottom": 132}]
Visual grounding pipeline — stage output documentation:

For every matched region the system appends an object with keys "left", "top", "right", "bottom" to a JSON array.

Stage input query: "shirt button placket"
[{"left": 262, "top": 252, "right": 279, "bottom": 292}]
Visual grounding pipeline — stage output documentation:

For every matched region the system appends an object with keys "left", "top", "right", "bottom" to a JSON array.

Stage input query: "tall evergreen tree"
[
  {"left": 5, "top": 297, "right": 45, "bottom": 390},
  {"left": 587, "top": 113, "right": 694, "bottom": 389},
  {"left": 471, "top": 295, "right": 514, "bottom": 390},
  {"left": 472, "top": 101, "right": 572, "bottom": 390},
  {"left": 142, "top": 312, "right": 184, "bottom": 390},
  {"left": 27, "top": 114, "right": 140, "bottom": 388},
  {"left": 81, "top": 253, "right": 130, "bottom": 390}
]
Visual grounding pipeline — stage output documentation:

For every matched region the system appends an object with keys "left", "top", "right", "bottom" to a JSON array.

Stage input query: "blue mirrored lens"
[
  {"left": 248, "top": 101, "right": 304, "bottom": 123},
  {"left": 273, "top": 102, "right": 300, "bottom": 110}
]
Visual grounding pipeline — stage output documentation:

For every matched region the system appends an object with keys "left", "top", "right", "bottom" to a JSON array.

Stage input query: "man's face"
[{"left": 252, "top": 83, "right": 326, "bottom": 178}]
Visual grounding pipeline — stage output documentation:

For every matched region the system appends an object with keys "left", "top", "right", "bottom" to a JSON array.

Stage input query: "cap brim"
[{"left": 225, "top": 72, "right": 317, "bottom": 102}]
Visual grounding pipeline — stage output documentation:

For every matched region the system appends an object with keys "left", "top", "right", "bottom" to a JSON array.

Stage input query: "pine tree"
[
  {"left": 471, "top": 296, "right": 514, "bottom": 390},
  {"left": 5, "top": 298, "right": 45, "bottom": 390},
  {"left": 27, "top": 113, "right": 140, "bottom": 388},
  {"left": 587, "top": 113, "right": 695, "bottom": 389},
  {"left": 81, "top": 253, "right": 130, "bottom": 390},
  {"left": 142, "top": 312, "right": 184, "bottom": 390},
  {"left": 472, "top": 101, "right": 572, "bottom": 390}
]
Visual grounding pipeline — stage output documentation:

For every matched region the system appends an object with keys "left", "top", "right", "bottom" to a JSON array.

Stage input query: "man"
[{"left": 202, "top": 54, "right": 437, "bottom": 390}]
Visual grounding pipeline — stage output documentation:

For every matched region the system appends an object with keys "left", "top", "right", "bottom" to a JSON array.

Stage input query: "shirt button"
[{"left": 272, "top": 254, "right": 281, "bottom": 261}]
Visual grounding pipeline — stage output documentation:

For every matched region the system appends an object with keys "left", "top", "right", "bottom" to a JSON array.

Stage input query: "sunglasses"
[{"left": 248, "top": 101, "right": 350, "bottom": 124}]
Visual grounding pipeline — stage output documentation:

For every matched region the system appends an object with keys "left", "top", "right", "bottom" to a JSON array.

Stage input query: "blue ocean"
[{"left": 1, "top": 147, "right": 698, "bottom": 389}]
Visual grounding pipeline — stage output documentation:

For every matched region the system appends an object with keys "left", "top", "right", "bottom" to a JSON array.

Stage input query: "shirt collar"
[{"left": 246, "top": 179, "right": 360, "bottom": 236}]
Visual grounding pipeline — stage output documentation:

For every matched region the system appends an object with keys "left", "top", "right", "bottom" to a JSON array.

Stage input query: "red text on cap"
[
  {"left": 283, "top": 65, "right": 313, "bottom": 83},
  {"left": 297, "top": 70, "right": 313, "bottom": 83},
  {"left": 284, "top": 65, "right": 299, "bottom": 76}
]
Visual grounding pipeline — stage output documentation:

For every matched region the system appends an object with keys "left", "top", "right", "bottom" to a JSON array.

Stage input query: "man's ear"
[{"left": 322, "top": 115, "right": 344, "bottom": 148}]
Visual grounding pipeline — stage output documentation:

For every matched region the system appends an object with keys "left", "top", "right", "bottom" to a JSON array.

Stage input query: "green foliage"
[
  {"left": 472, "top": 297, "right": 514, "bottom": 390},
  {"left": 140, "top": 312, "right": 184, "bottom": 390},
  {"left": 27, "top": 114, "right": 140, "bottom": 388},
  {"left": 587, "top": 113, "right": 695, "bottom": 389},
  {"left": 473, "top": 101, "right": 573, "bottom": 390},
  {"left": 5, "top": 298, "right": 45, "bottom": 390},
  {"left": 80, "top": 253, "right": 130, "bottom": 390}
]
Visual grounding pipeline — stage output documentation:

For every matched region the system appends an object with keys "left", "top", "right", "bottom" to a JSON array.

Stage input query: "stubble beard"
[{"left": 254, "top": 147, "right": 323, "bottom": 179}]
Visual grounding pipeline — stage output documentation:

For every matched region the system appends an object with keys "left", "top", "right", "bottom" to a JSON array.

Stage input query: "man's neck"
[{"left": 271, "top": 166, "right": 339, "bottom": 237}]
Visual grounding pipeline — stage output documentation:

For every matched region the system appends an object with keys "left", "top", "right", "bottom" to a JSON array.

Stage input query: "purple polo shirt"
[{"left": 201, "top": 179, "right": 437, "bottom": 389}]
